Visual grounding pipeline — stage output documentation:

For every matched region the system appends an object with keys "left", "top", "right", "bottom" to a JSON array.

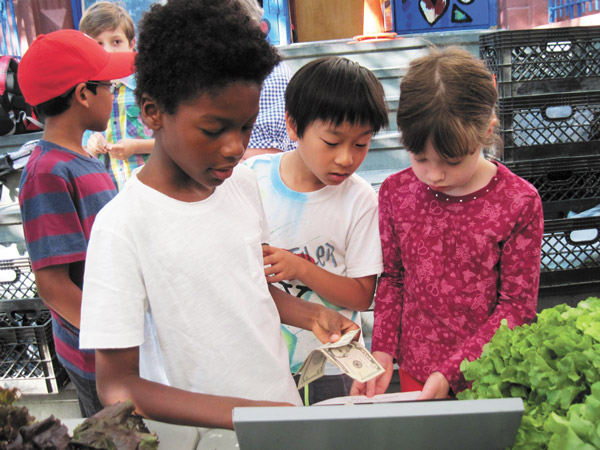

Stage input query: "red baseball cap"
[{"left": 18, "top": 29, "right": 136, "bottom": 106}]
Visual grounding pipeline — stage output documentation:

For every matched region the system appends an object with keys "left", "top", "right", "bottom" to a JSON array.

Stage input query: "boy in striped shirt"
[{"left": 17, "top": 29, "right": 135, "bottom": 417}]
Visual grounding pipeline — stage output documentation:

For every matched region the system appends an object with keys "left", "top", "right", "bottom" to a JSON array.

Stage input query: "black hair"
[
  {"left": 285, "top": 56, "right": 388, "bottom": 138},
  {"left": 135, "top": 0, "right": 280, "bottom": 114},
  {"left": 35, "top": 94, "right": 73, "bottom": 118},
  {"left": 35, "top": 82, "right": 100, "bottom": 118}
]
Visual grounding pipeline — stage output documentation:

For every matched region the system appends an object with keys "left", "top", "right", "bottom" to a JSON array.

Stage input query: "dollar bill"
[{"left": 296, "top": 329, "right": 384, "bottom": 390}]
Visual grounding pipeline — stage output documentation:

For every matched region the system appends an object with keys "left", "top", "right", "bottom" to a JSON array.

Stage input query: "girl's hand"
[
  {"left": 107, "top": 139, "right": 138, "bottom": 160},
  {"left": 86, "top": 133, "right": 108, "bottom": 157},
  {"left": 418, "top": 371, "right": 450, "bottom": 399},
  {"left": 263, "top": 244, "right": 305, "bottom": 283},
  {"left": 350, "top": 351, "right": 394, "bottom": 397}
]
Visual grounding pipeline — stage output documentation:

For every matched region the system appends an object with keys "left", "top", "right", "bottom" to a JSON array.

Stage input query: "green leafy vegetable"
[{"left": 458, "top": 297, "right": 600, "bottom": 449}]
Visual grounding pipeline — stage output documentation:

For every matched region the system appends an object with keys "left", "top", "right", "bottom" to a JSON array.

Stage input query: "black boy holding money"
[{"left": 78, "top": 0, "right": 358, "bottom": 430}]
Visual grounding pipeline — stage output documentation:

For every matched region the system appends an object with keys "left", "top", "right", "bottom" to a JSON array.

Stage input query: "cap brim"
[{"left": 93, "top": 51, "right": 136, "bottom": 81}]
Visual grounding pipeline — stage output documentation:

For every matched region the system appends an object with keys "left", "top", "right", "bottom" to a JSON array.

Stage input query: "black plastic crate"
[
  {"left": 506, "top": 156, "right": 600, "bottom": 218},
  {"left": 480, "top": 26, "right": 600, "bottom": 98},
  {"left": 0, "top": 257, "right": 37, "bottom": 300},
  {"left": 0, "top": 298, "right": 68, "bottom": 394},
  {"left": 540, "top": 216, "right": 600, "bottom": 288},
  {"left": 499, "top": 91, "right": 600, "bottom": 162}
]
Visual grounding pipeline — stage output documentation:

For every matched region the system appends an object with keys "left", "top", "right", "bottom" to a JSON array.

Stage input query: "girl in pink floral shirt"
[{"left": 352, "top": 46, "right": 544, "bottom": 399}]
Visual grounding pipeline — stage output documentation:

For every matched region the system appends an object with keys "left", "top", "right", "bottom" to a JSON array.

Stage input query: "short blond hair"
[
  {"left": 79, "top": 1, "right": 135, "bottom": 43},
  {"left": 236, "top": 0, "right": 264, "bottom": 24}
]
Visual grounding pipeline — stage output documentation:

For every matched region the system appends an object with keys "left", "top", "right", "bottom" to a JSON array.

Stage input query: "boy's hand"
[
  {"left": 262, "top": 244, "right": 305, "bottom": 283},
  {"left": 311, "top": 305, "right": 359, "bottom": 345},
  {"left": 86, "top": 133, "right": 108, "bottom": 157},
  {"left": 107, "top": 139, "right": 138, "bottom": 160},
  {"left": 350, "top": 351, "right": 394, "bottom": 397},
  {"left": 418, "top": 372, "right": 450, "bottom": 399}
]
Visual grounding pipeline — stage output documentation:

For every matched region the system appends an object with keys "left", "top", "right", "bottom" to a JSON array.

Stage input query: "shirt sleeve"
[
  {"left": 20, "top": 172, "right": 87, "bottom": 270},
  {"left": 248, "top": 63, "right": 297, "bottom": 152},
  {"left": 344, "top": 185, "right": 383, "bottom": 278},
  {"left": 436, "top": 191, "right": 544, "bottom": 393},
  {"left": 371, "top": 177, "right": 405, "bottom": 357},
  {"left": 80, "top": 220, "right": 146, "bottom": 349}
]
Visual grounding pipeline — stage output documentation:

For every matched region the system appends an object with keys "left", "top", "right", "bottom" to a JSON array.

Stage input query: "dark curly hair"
[{"left": 135, "top": 0, "right": 280, "bottom": 114}]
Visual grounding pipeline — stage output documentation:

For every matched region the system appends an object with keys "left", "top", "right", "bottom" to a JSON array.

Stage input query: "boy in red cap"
[{"left": 17, "top": 29, "right": 135, "bottom": 417}]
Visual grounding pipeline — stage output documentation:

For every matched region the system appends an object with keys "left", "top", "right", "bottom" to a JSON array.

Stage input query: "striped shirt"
[
  {"left": 83, "top": 75, "right": 153, "bottom": 191},
  {"left": 19, "top": 140, "right": 117, "bottom": 379}
]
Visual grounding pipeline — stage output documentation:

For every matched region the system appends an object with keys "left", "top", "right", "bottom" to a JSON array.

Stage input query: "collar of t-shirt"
[{"left": 114, "top": 74, "right": 135, "bottom": 90}]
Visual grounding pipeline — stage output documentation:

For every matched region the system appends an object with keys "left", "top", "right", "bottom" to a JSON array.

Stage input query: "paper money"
[{"left": 296, "top": 329, "right": 385, "bottom": 389}]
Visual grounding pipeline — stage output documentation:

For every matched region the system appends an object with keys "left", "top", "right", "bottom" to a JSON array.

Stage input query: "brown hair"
[
  {"left": 79, "top": 1, "right": 135, "bottom": 44},
  {"left": 396, "top": 46, "right": 500, "bottom": 159}
]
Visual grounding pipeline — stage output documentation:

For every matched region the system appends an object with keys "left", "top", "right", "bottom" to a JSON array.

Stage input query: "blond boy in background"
[{"left": 80, "top": 1, "right": 154, "bottom": 190}]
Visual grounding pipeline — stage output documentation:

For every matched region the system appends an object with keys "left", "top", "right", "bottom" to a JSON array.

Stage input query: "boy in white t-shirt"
[
  {"left": 79, "top": 0, "right": 358, "bottom": 430},
  {"left": 245, "top": 56, "right": 388, "bottom": 404}
]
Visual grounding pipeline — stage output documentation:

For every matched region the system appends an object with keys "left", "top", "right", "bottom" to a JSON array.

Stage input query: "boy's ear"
[
  {"left": 285, "top": 112, "right": 299, "bottom": 142},
  {"left": 129, "top": 37, "right": 136, "bottom": 51},
  {"left": 140, "top": 94, "right": 163, "bottom": 130},
  {"left": 73, "top": 83, "right": 90, "bottom": 108}
]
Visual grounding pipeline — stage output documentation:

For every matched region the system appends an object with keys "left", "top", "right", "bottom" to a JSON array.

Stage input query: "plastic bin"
[
  {"left": 498, "top": 91, "right": 600, "bottom": 162},
  {"left": 0, "top": 257, "right": 36, "bottom": 300},
  {"left": 540, "top": 216, "right": 600, "bottom": 288},
  {"left": 479, "top": 26, "right": 600, "bottom": 98},
  {"left": 505, "top": 156, "right": 600, "bottom": 218},
  {"left": 0, "top": 298, "right": 68, "bottom": 394}
]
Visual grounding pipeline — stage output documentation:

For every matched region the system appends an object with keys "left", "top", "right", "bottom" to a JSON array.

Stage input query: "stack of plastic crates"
[
  {"left": 480, "top": 26, "right": 600, "bottom": 291},
  {"left": 0, "top": 257, "right": 68, "bottom": 394}
]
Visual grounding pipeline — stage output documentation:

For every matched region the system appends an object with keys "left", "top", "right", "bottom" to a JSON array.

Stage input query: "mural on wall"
[{"left": 394, "top": 0, "right": 495, "bottom": 33}]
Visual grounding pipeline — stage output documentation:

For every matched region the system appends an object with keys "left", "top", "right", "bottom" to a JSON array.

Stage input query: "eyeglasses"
[
  {"left": 86, "top": 81, "right": 118, "bottom": 94},
  {"left": 60, "top": 81, "right": 118, "bottom": 98}
]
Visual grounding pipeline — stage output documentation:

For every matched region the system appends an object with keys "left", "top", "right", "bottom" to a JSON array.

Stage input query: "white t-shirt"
[
  {"left": 245, "top": 153, "right": 383, "bottom": 375},
  {"left": 80, "top": 165, "right": 301, "bottom": 405}
]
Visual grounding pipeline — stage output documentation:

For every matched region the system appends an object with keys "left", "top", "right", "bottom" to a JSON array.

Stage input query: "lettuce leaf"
[{"left": 458, "top": 297, "right": 600, "bottom": 449}]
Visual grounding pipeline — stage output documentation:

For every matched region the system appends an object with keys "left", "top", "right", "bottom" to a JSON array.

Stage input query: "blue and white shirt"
[
  {"left": 245, "top": 153, "right": 383, "bottom": 374},
  {"left": 248, "top": 62, "right": 297, "bottom": 153}
]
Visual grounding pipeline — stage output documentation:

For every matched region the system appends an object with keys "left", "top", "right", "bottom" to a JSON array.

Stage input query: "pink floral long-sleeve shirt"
[{"left": 372, "top": 162, "right": 544, "bottom": 393}]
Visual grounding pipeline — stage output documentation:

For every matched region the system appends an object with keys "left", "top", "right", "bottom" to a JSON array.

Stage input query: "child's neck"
[
  {"left": 137, "top": 154, "right": 216, "bottom": 202},
  {"left": 451, "top": 157, "right": 497, "bottom": 197},
  {"left": 42, "top": 115, "right": 90, "bottom": 157},
  {"left": 279, "top": 151, "right": 325, "bottom": 193}
]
